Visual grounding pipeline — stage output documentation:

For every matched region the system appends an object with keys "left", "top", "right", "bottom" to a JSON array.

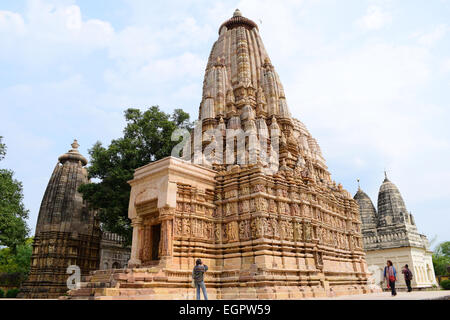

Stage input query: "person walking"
[
  {"left": 402, "top": 264, "right": 413, "bottom": 292},
  {"left": 384, "top": 260, "right": 397, "bottom": 296},
  {"left": 192, "top": 259, "right": 208, "bottom": 300}
]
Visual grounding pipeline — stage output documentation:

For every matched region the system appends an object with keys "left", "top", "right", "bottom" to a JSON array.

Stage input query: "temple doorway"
[{"left": 151, "top": 224, "right": 161, "bottom": 261}]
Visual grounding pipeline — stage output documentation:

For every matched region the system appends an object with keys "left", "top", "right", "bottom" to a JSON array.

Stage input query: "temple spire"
[
  {"left": 71, "top": 139, "right": 80, "bottom": 150},
  {"left": 58, "top": 139, "right": 88, "bottom": 166}
]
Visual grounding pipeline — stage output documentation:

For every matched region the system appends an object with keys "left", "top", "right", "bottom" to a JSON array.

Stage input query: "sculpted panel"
[
  {"left": 239, "top": 220, "right": 251, "bottom": 240},
  {"left": 226, "top": 221, "right": 239, "bottom": 242},
  {"left": 294, "top": 222, "right": 303, "bottom": 241}
]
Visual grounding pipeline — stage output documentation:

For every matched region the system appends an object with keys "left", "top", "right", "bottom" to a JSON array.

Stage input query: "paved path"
[
  {"left": 2, "top": 291, "right": 449, "bottom": 300},
  {"left": 310, "top": 290, "right": 450, "bottom": 300}
]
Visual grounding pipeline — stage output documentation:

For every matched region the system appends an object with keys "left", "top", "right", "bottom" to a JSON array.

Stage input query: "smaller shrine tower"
[
  {"left": 18, "top": 140, "right": 101, "bottom": 299},
  {"left": 354, "top": 173, "right": 437, "bottom": 290}
]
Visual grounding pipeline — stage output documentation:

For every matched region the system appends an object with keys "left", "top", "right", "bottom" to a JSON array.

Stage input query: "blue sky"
[{"left": 1, "top": 0, "right": 449, "bottom": 248}]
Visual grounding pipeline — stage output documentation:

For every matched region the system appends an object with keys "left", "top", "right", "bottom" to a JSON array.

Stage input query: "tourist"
[
  {"left": 402, "top": 264, "right": 413, "bottom": 292},
  {"left": 384, "top": 260, "right": 397, "bottom": 296},
  {"left": 192, "top": 259, "right": 208, "bottom": 300}
]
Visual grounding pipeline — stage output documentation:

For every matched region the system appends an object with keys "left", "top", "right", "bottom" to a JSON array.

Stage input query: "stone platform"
[
  {"left": 64, "top": 267, "right": 379, "bottom": 300},
  {"left": 311, "top": 290, "right": 450, "bottom": 300}
]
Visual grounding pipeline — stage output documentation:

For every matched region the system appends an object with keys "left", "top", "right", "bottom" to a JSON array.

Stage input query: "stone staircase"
[{"left": 63, "top": 267, "right": 195, "bottom": 300}]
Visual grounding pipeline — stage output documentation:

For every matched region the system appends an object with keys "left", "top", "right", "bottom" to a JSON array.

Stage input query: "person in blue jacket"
[{"left": 384, "top": 260, "right": 397, "bottom": 296}]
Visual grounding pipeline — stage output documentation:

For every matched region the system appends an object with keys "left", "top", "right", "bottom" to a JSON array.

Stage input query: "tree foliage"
[
  {"left": 0, "top": 136, "right": 5, "bottom": 161},
  {"left": 0, "top": 137, "right": 30, "bottom": 251},
  {"left": 433, "top": 241, "right": 450, "bottom": 276},
  {"left": 79, "top": 106, "right": 192, "bottom": 244},
  {"left": 0, "top": 238, "right": 33, "bottom": 276}
]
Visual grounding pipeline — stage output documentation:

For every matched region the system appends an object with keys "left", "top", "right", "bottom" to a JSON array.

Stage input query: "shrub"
[
  {"left": 0, "top": 288, "right": 4, "bottom": 298},
  {"left": 440, "top": 279, "right": 450, "bottom": 290},
  {"left": 6, "top": 288, "right": 19, "bottom": 298},
  {"left": 0, "top": 273, "right": 26, "bottom": 287}
]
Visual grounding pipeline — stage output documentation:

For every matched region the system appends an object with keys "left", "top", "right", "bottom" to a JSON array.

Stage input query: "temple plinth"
[{"left": 67, "top": 10, "right": 376, "bottom": 300}]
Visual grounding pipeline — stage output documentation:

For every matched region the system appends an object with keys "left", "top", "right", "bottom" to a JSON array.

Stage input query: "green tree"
[
  {"left": 0, "top": 137, "right": 30, "bottom": 251},
  {"left": 0, "top": 238, "right": 33, "bottom": 275},
  {"left": 433, "top": 241, "right": 450, "bottom": 276},
  {"left": 79, "top": 106, "right": 192, "bottom": 244},
  {"left": 0, "top": 136, "right": 5, "bottom": 161}
]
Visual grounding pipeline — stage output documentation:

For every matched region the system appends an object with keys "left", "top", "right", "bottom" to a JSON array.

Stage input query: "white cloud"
[
  {"left": 286, "top": 40, "right": 450, "bottom": 203},
  {"left": 0, "top": 0, "right": 114, "bottom": 63},
  {"left": 412, "top": 24, "right": 448, "bottom": 47},
  {"left": 356, "top": 6, "right": 392, "bottom": 31},
  {"left": 443, "top": 58, "right": 450, "bottom": 72},
  {"left": 0, "top": 10, "right": 26, "bottom": 34},
  {"left": 1, "top": 0, "right": 450, "bottom": 243}
]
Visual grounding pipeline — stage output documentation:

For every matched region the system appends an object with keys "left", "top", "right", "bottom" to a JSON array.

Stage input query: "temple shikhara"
[
  {"left": 354, "top": 174, "right": 437, "bottom": 290},
  {"left": 18, "top": 141, "right": 131, "bottom": 299},
  {"left": 67, "top": 9, "right": 376, "bottom": 299},
  {"left": 18, "top": 141, "right": 102, "bottom": 299}
]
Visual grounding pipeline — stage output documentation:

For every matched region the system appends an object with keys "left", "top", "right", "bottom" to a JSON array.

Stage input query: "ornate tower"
[
  {"left": 19, "top": 141, "right": 101, "bottom": 299},
  {"left": 68, "top": 10, "right": 374, "bottom": 300},
  {"left": 354, "top": 184, "right": 377, "bottom": 236},
  {"left": 354, "top": 174, "right": 437, "bottom": 289},
  {"left": 377, "top": 173, "right": 410, "bottom": 228}
]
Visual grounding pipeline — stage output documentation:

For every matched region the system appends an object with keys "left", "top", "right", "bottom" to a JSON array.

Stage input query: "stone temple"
[
  {"left": 68, "top": 10, "right": 375, "bottom": 299},
  {"left": 354, "top": 173, "right": 437, "bottom": 290},
  {"left": 18, "top": 141, "right": 131, "bottom": 299},
  {"left": 19, "top": 141, "right": 102, "bottom": 299}
]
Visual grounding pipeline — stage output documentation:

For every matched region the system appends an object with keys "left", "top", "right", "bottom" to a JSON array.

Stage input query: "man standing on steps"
[
  {"left": 402, "top": 264, "right": 413, "bottom": 292},
  {"left": 192, "top": 259, "right": 208, "bottom": 300}
]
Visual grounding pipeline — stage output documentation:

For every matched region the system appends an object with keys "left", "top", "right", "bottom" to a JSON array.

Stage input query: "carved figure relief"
[
  {"left": 265, "top": 218, "right": 273, "bottom": 236},
  {"left": 272, "top": 218, "right": 280, "bottom": 237},
  {"left": 227, "top": 221, "right": 239, "bottom": 242},
  {"left": 304, "top": 223, "right": 312, "bottom": 241},
  {"left": 183, "top": 218, "right": 190, "bottom": 236},
  {"left": 291, "top": 203, "right": 299, "bottom": 216},
  {"left": 215, "top": 223, "right": 221, "bottom": 242},
  {"left": 294, "top": 222, "right": 303, "bottom": 241},
  {"left": 174, "top": 218, "right": 182, "bottom": 236},
  {"left": 242, "top": 200, "right": 250, "bottom": 212},
  {"left": 239, "top": 220, "right": 250, "bottom": 239}
]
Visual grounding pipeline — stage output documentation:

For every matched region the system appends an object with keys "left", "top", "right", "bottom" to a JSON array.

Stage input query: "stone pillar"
[
  {"left": 128, "top": 217, "right": 143, "bottom": 267},
  {"left": 160, "top": 219, "right": 173, "bottom": 257},
  {"left": 160, "top": 207, "right": 174, "bottom": 258}
]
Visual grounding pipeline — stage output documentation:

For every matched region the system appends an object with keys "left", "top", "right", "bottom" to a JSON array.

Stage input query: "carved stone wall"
[
  {"left": 67, "top": 10, "right": 375, "bottom": 300},
  {"left": 100, "top": 232, "right": 131, "bottom": 270},
  {"left": 18, "top": 141, "right": 101, "bottom": 299}
]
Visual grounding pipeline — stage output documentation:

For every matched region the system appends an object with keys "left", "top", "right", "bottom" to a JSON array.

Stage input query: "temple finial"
[
  {"left": 384, "top": 170, "right": 390, "bottom": 182},
  {"left": 357, "top": 178, "right": 361, "bottom": 190},
  {"left": 71, "top": 139, "right": 80, "bottom": 150},
  {"left": 233, "top": 9, "right": 242, "bottom": 17}
]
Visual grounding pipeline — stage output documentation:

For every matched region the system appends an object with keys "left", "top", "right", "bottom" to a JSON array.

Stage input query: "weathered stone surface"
[
  {"left": 18, "top": 141, "right": 101, "bottom": 299},
  {"left": 99, "top": 232, "right": 130, "bottom": 270},
  {"left": 69, "top": 10, "right": 375, "bottom": 300}
]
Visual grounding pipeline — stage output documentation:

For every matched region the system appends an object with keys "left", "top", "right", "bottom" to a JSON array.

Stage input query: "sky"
[{"left": 0, "top": 0, "right": 449, "bottom": 248}]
